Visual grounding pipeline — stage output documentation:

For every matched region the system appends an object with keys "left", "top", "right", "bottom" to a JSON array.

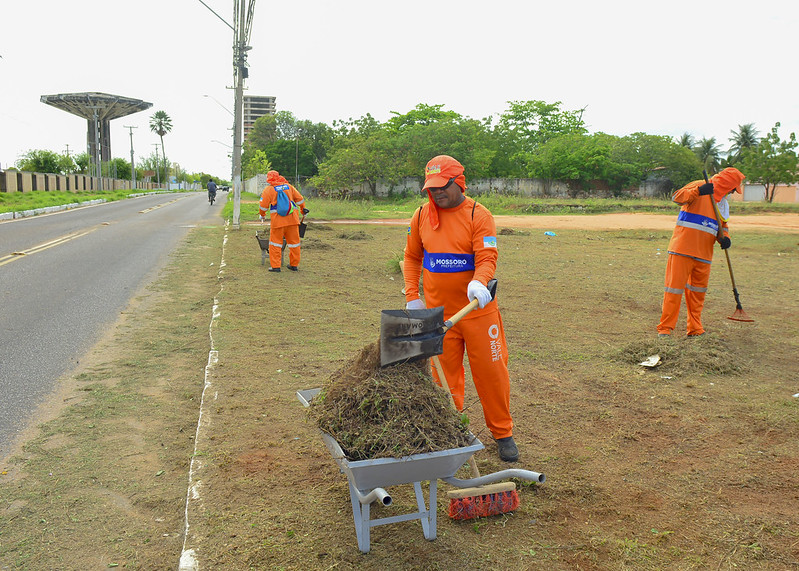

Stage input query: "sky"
[{"left": 1, "top": 0, "right": 797, "bottom": 181}]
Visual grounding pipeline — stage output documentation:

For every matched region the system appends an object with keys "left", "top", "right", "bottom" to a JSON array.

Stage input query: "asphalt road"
[{"left": 0, "top": 192, "right": 224, "bottom": 460}]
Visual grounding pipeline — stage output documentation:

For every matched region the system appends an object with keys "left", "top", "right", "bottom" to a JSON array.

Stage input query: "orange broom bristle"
[{"left": 448, "top": 489, "right": 519, "bottom": 520}]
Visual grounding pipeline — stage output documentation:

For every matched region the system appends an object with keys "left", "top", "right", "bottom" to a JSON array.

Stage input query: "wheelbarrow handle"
[{"left": 443, "top": 279, "right": 497, "bottom": 332}]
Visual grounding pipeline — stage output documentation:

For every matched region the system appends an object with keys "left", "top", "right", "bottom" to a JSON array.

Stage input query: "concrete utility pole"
[
  {"left": 152, "top": 143, "right": 161, "bottom": 186},
  {"left": 124, "top": 125, "right": 137, "bottom": 189},
  {"left": 196, "top": 0, "right": 254, "bottom": 229}
]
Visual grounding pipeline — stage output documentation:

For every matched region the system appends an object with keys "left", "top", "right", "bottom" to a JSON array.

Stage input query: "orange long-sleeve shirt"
[
  {"left": 667, "top": 180, "right": 729, "bottom": 262},
  {"left": 404, "top": 197, "right": 497, "bottom": 321},
  {"left": 258, "top": 184, "right": 306, "bottom": 229}
]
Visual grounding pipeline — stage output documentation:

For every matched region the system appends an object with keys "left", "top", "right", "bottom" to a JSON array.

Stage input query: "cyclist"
[{"left": 207, "top": 179, "right": 218, "bottom": 204}]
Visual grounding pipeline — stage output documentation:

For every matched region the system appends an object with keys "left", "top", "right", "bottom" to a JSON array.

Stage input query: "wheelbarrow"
[
  {"left": 255, "top": 229, "right": 285, "bottom": 266},
  {"left": 297, "top": 388, "right": 545, "bottom": 554}
]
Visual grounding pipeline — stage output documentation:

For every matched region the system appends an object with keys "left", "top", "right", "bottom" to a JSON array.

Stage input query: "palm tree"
[
  {"left": 149, "top": 111, "right": 173, "bottom": 185},
  {"left": 676, "top": 132, "right": 695, "bottom": 148},
  {"left": 694, "top": 137, "right": 722, "bottom": 174},
  {"left": 728, "top": 123, "right": 759, "bottom": 163}
]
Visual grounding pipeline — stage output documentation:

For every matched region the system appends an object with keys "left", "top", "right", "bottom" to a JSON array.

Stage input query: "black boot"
[
  {"left": 268, "top": 267, "right": 281, "bottom": 272},
  {"left": 496, "top": 436, "right": 519, "bottom": 462},
  {"left": 287, "top": 265, "right": 299, "bottom": 271}
]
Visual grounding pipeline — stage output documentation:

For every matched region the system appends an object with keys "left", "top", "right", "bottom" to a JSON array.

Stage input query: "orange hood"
[{"left": 711, "top": 167, "right": 746, "bottom": 202}]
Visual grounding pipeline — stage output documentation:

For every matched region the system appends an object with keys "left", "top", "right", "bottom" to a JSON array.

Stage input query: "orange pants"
[
  {"left": 431, "top": 308, "right": 513, "bottom": 439},
  {"left": 657, "top": 253, "right": 711, "bottom": 336},
  {"left": 269, "top": 224, "right": 301, "bottom": 269}
]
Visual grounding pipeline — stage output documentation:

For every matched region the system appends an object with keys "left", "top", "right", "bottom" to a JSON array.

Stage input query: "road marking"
[
  {"left": 139, "top": 196, "right": 184, "bottom": 214},
  {"left": 0, "top": 226, "right": 101, "bottom": 267}
]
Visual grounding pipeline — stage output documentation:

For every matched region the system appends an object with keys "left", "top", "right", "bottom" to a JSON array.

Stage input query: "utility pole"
[
  {"left": 197, "top": 0, "right": 254, "bottom": 228},
  {"left": 152, "top": 143, "right": 161, "bottom": 186},
  {"left": 124, "top": 125, "right": 137, "bottom": 189}
]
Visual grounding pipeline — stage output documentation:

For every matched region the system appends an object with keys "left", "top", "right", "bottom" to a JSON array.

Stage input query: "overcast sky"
[{"left": 1, "top": 0, "right": 797, "bottom": 180}]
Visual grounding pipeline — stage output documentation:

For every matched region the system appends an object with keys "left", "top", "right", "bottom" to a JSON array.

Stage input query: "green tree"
[
  {"left": 149, "top": 110, "right": 173, "bottom": 182},
  {"left": 309, "top": 129, "right": 404, "bottom": 197},
  {"left": 74, "top": 153, "right": 91, "bottom": 174},
  {"left": 612, "top": 133, "right": 702, "bottom": 191},
  {"left": 105, "top": 157, "right": 131, "bottom": 180},
  {"left": 739, "top": 122, "right": 798, "bottom": 202},
  {"left": 694, "top": 137, "right": 722, "bottom": 174},
  {"left": 676, "top": 133, "right": 695, "bottom": 148},
  {"left": 243, "top": 149, "right": 272, "bottom": 180},
  {"left": 492, "top": 100, "right": 587, "bottom": 176},
  {"left": 137, "top": 151, "right": 170, "bottom": 184},
  {"left": 15, "top": 149, "right": 64, "bottom": 173},
  {"left": 727, "top": 123, "right": 759, "bottom": 164}
]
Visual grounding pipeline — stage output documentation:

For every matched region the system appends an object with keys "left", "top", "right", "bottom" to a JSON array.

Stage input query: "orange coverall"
[
  {"left": 657, "top": 168, "right": 745, "bottom": 335},
  {"left": 258, "top": 175, "right": 306, "bottom": 269},
  {"left": 404, "top": 197, "right": 513, "bottom": 439}
]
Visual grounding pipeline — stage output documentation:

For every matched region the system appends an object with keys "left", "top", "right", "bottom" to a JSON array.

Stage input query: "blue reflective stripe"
[
  {"left": 423, "top": 251, "right": 475, "bottom": 273},
  {"left": 676, "top": 211, "right": 718, "bottom": 235},
  {"left": 668, "top": 251, "right": 712, "bottom": 264}
]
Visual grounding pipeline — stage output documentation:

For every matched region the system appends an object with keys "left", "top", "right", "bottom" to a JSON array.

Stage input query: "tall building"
[{"left": 243, "top": 95, "right": 276, "bottom": 139}]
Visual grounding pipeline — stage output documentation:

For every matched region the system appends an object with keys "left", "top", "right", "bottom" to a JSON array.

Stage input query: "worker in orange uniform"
[
  {"left": 258, "top": 170, "right": 308, "bottom": 272},
  {"left": 657, "top": 167, "right": 746, "bottom": 337},
  {"left": 403, "top": 155, "right": 518, "bottom": 462}
]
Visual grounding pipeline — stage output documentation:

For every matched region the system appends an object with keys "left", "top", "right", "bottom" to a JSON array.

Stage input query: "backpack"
[{"left": 275, "top": 184, "right": 295, "bottom": 216}]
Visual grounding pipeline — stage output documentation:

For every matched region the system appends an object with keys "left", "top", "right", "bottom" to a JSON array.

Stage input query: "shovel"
[{"left": 380, "top": 279, "right": 497, "bottom": 367}]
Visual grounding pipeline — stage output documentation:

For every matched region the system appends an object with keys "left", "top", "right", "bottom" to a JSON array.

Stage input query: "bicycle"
[{"left": 208, "top": 191, "right": 216, "bottom": 205}]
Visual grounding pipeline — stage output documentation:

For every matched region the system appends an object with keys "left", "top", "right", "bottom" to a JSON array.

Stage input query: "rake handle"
[{"left": 703, "top": 171, "right": 746, "bottom": 310}]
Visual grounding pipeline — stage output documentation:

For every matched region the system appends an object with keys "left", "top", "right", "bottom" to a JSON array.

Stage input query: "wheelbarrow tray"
[{"left": 297, "top": 389, "right": 483, "bottom": 489}]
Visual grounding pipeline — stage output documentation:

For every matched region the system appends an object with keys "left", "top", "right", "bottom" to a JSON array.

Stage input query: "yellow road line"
[
  {"left": 139, "top": 197, "right": 183, "bottom": 214},
  {"left": 0, "top": 226, "right": 101, "bottom": 267}
]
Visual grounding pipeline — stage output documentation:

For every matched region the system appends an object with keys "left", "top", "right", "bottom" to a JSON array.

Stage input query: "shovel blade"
[{"left": 380, "top": 307, "right": 445, "bottom": 367}]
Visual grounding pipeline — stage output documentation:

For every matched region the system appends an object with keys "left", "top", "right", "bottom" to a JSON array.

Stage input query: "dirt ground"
[
  {"left": 2, "top": 213, "right": 798, "bottom": 570},
  {"left": 328, "top": 213, "right": 799, "bottom": 233}
]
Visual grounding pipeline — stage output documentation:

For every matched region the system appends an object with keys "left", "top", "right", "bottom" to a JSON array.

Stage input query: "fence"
[{"left": 0, "top": 170, "right": 162, "bottom": 193}]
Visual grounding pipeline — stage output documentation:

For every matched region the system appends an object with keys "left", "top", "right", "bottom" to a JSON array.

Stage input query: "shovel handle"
[
  {"left": 431, "top": 354, "right": 481, "bottom": 479},
  {"left": 443, "top": 278, "right": 498, "bottom": 332}
]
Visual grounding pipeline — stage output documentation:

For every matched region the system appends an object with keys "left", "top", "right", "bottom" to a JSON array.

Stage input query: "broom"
[
  {"left": 430, "top": 354, "right": 520, "bottom": 520},
  {"left": 703, "top": 171, "right": 755, "bottom": 323}
]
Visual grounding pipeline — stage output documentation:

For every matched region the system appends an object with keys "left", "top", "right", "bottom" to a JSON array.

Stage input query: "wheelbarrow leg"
[
  {"left": 414, "top": 480, "right": 437, "bottom": 540},
  {"left": 348, "top": 480, "right": 371, "bottom": 553}
]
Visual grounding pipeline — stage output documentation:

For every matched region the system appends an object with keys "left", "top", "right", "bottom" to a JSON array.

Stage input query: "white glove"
[
  {"left": 406, "top": 298, "right": 425, "bottom": 310},
  {"left": 467, "top": 280, "right": 492, "bottom": 308},
  {"left": 259, "top": 215, "right": 265, "bottom": 222}
]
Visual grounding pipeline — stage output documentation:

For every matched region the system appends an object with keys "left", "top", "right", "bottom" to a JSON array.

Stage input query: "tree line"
[
  {"left": 13, "top": 102, "right": 798, "bottom": 201},
  {"left": 243, "top": 101, "right": 798, "bottom": 201},
  {"left": 11, "top": 111, "right": 221, "bottom": 188}
]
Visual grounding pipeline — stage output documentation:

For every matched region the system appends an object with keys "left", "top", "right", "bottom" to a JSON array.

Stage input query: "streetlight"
[
  {"left": 203, "top": 94, "right": 234, "bottom": 117},
  {"left": 197, "top": 0, "right": 255, "bottom": 230}
]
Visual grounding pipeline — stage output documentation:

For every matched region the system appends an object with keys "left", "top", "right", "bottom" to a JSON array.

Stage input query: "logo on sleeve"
[
  {"left": 483, "top": 236, "right": 497, "bottom": 249},
  {"left": 407, "top": 226, "right": 411, "bottom": 235}
]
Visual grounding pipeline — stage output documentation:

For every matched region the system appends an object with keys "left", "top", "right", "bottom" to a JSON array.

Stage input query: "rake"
[{"left": 704, "top": 170, "right": 754, "bottom": 323}]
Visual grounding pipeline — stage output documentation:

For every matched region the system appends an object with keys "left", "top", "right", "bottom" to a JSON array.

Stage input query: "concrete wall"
[
  {"left": 0, "top": 169, "right": 167, "bottom": 193},
  {"left": 728, "top": 183, "right": 799, "bottom": 203}
]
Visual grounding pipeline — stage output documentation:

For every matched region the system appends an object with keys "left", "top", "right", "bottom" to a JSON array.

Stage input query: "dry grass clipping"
[{"left": 309, "top": 341, "right": 471, "bottom": 460}]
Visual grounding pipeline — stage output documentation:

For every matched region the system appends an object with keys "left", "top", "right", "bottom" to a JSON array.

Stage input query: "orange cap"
[{"left": 423, "top": 155, "right": 467, "bottom": 192}]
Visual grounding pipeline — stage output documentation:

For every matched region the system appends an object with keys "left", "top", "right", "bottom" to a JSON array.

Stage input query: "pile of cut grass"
[{"left": 310, "top": 342, "right": 471, "bottom": 460}]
